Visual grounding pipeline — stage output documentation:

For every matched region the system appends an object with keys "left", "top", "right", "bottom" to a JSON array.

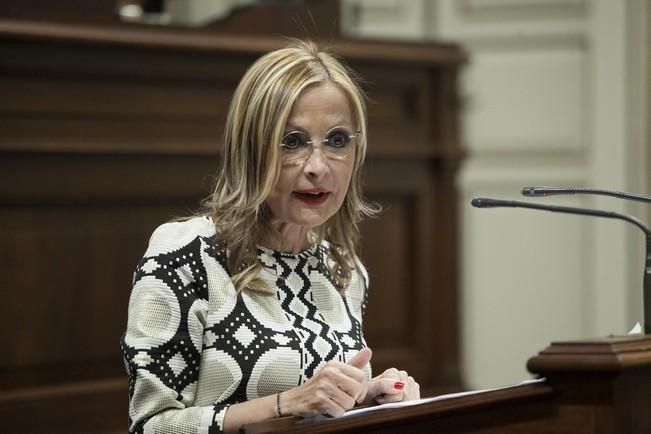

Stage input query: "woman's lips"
[{"left": 293, "top": 191, "right": 331, "bottom": 205}]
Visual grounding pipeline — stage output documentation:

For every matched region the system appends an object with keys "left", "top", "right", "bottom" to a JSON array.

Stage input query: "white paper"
[
  {"left": 341, "top": 378, "right": 546, "bottom": 418},
  {"left": 629, "top": 322, "right": 642, "bottom": 334}
]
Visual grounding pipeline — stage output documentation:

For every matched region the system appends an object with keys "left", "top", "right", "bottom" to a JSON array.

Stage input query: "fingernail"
[{"left": 394, "top": 381, "right": 404, "bottom": 390}]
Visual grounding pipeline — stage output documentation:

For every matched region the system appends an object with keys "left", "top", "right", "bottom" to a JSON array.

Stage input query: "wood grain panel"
[{"left": 0, "top": 77, "right": 233, "bottom": 118}]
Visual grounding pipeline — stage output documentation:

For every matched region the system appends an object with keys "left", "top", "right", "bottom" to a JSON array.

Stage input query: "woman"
[{"left": 121, "top": 39, "right": 419, "bottom": 434}]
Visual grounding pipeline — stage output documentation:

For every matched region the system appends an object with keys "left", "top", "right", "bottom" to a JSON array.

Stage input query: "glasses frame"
[{"left": 279, "top": 127, "right": 362, "bottom": 165}]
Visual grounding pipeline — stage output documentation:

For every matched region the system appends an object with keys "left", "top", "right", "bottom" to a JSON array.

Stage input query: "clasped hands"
[{"left": 280, "top": 347, "right": 419, "bottom": 418}]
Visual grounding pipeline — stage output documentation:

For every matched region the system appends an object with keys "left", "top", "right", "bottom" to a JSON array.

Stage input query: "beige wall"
[{"left": 343, "top": 0, "right": 649, "bottom": 389}]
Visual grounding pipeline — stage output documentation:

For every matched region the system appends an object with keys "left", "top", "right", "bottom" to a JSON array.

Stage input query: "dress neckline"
[{"left": 256, "top": 242, "right": 319, "bottom": 259}]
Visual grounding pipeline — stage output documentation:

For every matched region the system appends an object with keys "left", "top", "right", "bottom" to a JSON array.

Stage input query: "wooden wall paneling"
[
  {"left": 362, "top": 158, "right": 434, "bottom": 385},
  {"left": 430, "top": 67, "right": 464, "bottom": 387},
  {"left": 0, "top": 18, "right": 465, "bottom": 431},
  {"left": 0, "top": 24, "right": 257, "bottom": 155},
  {"left": 0, "top": 153, "right": 217, "bottom": 374},
  {"left": 0, "top": 0, "right": 119, "bottom": 24}
]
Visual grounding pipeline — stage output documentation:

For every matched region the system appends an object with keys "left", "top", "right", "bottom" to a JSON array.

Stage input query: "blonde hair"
[{"left": 201, "top": 39, "right": 379, "bottom": 294}]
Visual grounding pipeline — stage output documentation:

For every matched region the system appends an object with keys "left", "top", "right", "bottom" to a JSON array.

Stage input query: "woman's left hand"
[{"left": 362, "top": 368, "right": 420, "bottom": 404}]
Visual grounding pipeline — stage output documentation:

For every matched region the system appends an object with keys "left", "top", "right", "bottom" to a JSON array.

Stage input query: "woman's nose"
[{"left": 302, "top": 146, "right": 329, "bottom": 178}]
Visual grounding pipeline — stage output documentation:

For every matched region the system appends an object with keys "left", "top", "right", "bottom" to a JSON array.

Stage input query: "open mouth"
[
  {"left": 293, "top": 191, "right": 330, "bottom": 204},
  {"left": 296, "top": 192, "right": 326, "bottom": 199}
]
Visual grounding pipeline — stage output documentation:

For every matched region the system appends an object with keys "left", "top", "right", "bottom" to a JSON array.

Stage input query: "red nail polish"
[{"left": 394, "top": 381, "right": 404, "bottom": 390}]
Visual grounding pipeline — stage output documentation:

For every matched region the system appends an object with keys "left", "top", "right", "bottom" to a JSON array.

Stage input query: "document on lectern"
[{"left": 341, "top": 378, "right": 546, "bottom": 418}]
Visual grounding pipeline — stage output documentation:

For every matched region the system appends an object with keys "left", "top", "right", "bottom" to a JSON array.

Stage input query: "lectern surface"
[{"left": 244, "top": 335, "right": 651, "bottom": 434}]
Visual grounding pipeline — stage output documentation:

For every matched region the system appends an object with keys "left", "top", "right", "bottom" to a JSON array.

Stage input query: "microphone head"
[
  {"left": 521, "top": 187, "right": 535, "bottom": 196},
  {"left": 521, "top": 186, "right": 569, "bottom": 197},
  {"left": 471, "top": 198, "right": 490, "bottom": 208},
  {"left": 471, "top": 198, "right": 514, "bottom": 208}
]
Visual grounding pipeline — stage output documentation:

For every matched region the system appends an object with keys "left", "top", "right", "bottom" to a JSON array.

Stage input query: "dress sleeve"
[
  {"left": 120, "top": 221, "right": 230, "bottom": 434},
  {"left": 352, "top": 257, "right": 370, "bottom": 319}
]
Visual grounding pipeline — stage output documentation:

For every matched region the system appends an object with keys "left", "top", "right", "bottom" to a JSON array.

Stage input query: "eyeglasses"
[{"left": 280, "top": 127, "right": 361, "bottom": 165}]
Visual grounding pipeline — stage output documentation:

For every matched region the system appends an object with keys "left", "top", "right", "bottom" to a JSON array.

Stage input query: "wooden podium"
[{"left": 243, "top": 335, "right": 651, "bottom": 434}]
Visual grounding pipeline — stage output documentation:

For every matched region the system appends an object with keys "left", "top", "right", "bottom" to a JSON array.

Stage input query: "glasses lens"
[
  {"left": 282, "top": 132, "right": 307, "bottom": 150},
  {"left": 326, "top": 131, "right": 351, "bottom": 148},
  {"left": 281, "top": 132, "right": 310, "bottom": 163},
  {"left": 323, "top": 129, "right": 357, "bottom": 160}
]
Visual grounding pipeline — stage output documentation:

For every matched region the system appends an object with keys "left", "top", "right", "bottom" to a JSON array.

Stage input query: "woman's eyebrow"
[
  {"left": 326, "top": 125, "right": 352, "bottom": 131},
  {"left": 282, "top": 122, "right": 353, "bottom": 135},
  {"left": 282, "top": 127, "right": 306, "bottom": 135},
  {"left": 283, "top": 122, "right": 304, "bottom": 132}
]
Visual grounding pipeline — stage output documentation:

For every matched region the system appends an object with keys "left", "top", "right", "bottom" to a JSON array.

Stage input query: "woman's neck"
[{"left": 261, "top": 223, "right": 311, "bottom": 253}]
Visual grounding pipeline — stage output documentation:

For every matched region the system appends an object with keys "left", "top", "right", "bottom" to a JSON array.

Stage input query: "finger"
[
  {"left": 397, "top": 372, "right": 418, "bottom": 401},
  {"left": 405, "top": 376, "right": 420, "bottom": 400},
  {"left": 347, "top": 347, "right": 372, "bottom": 369},
  {"left": 323, "top": 386, "right": 357, "bottom": 417},
  {"left": 376, "top": 367, "right": 400, "bottom": 380},
  {"left": 340, "top": 362, "right": 371, "bottom": 402},
  {"left": 337, "top": 368, "right": 369, "bottom": 404},
  {"left": 354, "top": 379, "right": 369, "bottom": 404},
  {"left": 375, "top": 392, "right": 404, "bottom": 404},
  {"left": 394, "top": 375, "right": 418, "bottom": 401},
  {"left": 384, "top": 378, "right": 407, "bottom": 394},
  {"left": 362, "top": 377, "right": 405, "bottom": 404},
  {"left": 319, "top": 365, "right": 367, "bottom": 401},
  {"left": 335, "top": 362, "right": 370, "bottom": 384},
  {"left": 334, "top": 373, "right": 365, "bottom": 400},
  {"left": 368, "top": 378, "right": 405, "bottom": 397},
  {"left": 321, "top": 362, "right": 367, "bottom": 386}
]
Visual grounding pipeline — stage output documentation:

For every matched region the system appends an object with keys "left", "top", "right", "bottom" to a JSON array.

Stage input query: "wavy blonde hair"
[{"left": 201, "top": 39, "right": 379, "bottom": 294}]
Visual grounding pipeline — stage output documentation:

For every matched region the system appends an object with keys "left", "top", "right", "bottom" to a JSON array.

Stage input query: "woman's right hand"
[{"left": 279, "top": 347, "right": 372, "bottom": 418}]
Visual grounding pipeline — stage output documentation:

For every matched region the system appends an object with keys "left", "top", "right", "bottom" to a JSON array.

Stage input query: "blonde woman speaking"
[{"left": 121, "top": 40, "right": 419, "bottom": 434}]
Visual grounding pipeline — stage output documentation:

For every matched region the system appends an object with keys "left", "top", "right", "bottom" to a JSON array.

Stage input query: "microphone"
[
  {"left": 521, "top": 186, "right": 651, "bottom": 204},
  {"left": 471, "top": 198, "right": 650, "bottom": 234},
  {"left": 471, "top": 197, "right": 651, "bottom": 334}
]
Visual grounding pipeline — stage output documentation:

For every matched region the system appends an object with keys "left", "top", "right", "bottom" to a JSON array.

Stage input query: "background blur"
[
  {"left": 117, "top": 0, "right": 651, "bottom": 388},
  {"left": 339, "top": 0, "right": 649, "bottom": 389},
  {"left": 0, "top": 0, "right": 648, "bottom": 432}
]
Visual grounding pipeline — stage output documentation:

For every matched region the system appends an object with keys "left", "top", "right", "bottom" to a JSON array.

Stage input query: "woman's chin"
[{"left": 291, "top": 211, "right": 332, "bottom": 229}]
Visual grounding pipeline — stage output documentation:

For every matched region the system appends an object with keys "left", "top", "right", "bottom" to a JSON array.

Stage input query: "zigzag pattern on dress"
[{"left": 273, "top": 251, "right": 341, "bottom": 380}]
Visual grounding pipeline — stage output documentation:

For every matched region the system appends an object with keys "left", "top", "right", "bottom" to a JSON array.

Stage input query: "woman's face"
[{"left": 265, "top": 83, "right": 356, "bottom": 246}]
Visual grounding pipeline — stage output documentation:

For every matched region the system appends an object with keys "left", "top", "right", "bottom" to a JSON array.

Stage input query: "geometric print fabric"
[{"left": 121, "top": 217, "right": 370, "bottom": 434}]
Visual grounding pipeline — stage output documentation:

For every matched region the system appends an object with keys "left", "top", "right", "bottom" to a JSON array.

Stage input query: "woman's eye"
[
  {"left": 327, "top": 132, "right": 350, "bottom": 148},
  {"left": 282, "top": 133, "right": 305, "bottom": 149}
]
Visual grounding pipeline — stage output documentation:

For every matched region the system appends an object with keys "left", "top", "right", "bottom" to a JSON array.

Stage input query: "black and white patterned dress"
[{"left": 121, "top": 216, "right": 370, "bottom": 433}]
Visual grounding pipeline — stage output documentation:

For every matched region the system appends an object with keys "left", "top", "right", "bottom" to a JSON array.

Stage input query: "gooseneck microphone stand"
[
  {"left": 471, "top": 197, "right": 651, "bottom": 334},
  {"left": 521, "top": 186, "right": 651, "bottom": 204}
]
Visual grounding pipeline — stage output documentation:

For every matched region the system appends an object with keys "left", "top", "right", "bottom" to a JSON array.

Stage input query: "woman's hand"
[
  {"left": 363, "top": 367, "right": 420, "bottom": 404},
  {"left": 280, "top": 347, "right": 372, "bottom": 417}
]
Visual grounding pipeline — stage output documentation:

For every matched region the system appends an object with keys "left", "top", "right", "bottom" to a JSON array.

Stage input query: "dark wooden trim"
[
  {"left": 243, "top": 383, "right": 554, "bottom": 433},
  {"left": 0, "top": 18, "right": 467, "bottom": 64},
  {"left": 528, "top": 335, "right": 651, "bottom": 371}
]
